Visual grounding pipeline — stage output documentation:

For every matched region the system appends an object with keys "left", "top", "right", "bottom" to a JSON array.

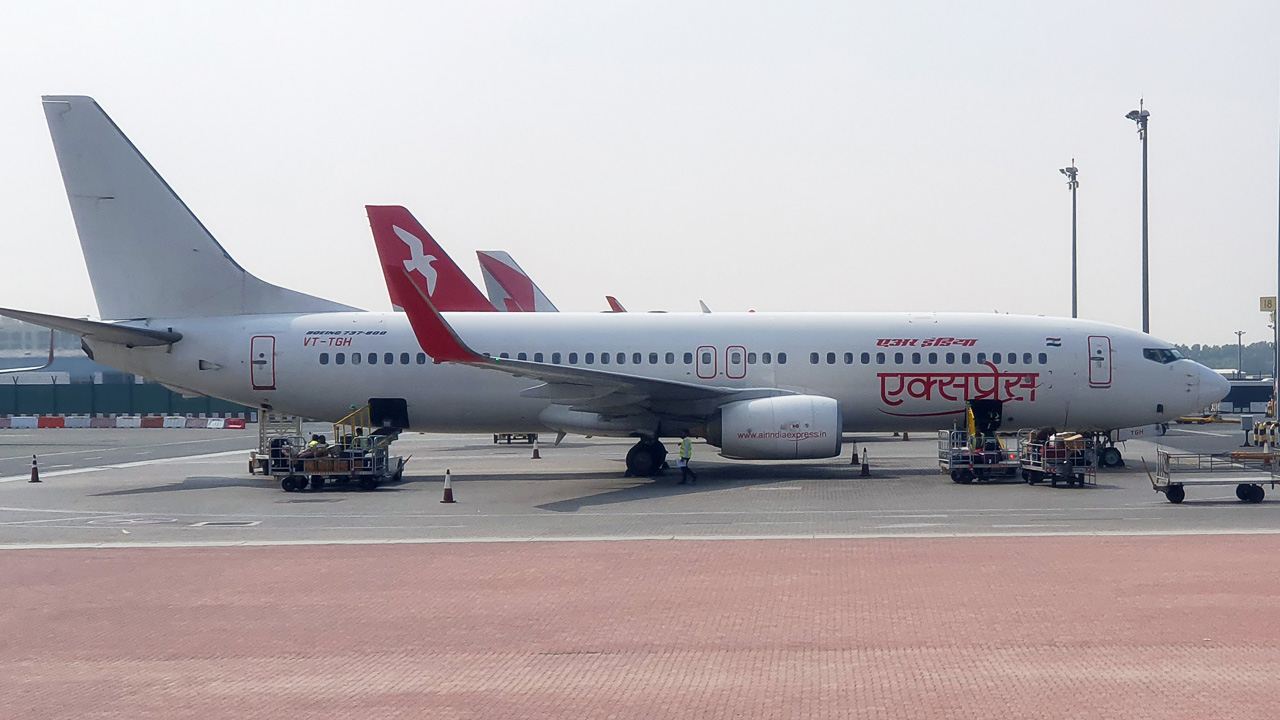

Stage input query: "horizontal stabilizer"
[{"left": 0, "top": 308, "right": 181, "bottom": 347}]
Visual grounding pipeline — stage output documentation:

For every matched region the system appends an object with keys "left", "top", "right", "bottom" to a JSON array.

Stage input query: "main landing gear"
[{"left": 625, "top": 439, "right": 668, "bottom": 477}]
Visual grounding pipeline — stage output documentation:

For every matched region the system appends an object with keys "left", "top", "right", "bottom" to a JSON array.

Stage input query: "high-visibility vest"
[{"left": 680, "top": 437, "right": 693, "bottom": 459}]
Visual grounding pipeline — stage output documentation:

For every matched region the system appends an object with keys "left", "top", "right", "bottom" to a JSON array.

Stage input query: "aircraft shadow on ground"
[
  {"left": 534, "top": 462, "right": 878, "bottom": 513},
  {"left": 90, "top": 474, "right": 427, "bottom": 496}
]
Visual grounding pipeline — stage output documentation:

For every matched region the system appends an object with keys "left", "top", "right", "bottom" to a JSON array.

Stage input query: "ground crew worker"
[{"left": 678, "top": 434, "right": 697, "bottom": 485}]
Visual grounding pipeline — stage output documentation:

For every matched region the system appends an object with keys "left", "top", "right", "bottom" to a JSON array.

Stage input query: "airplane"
[
  {"left": 476, "top": 251, "right": 559, "bottom": 312},
  {"left": 6, "top": 95, "right": 1229, "bottom": 481}
]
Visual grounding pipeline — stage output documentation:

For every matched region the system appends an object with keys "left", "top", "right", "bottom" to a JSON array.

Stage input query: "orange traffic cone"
[
  {"left": 532, "top": 437, "right": 541, "bottom": 460},
  {"left": 441, "top": 469, "right": 455, "bottom": 503},
  {"left": 860, "top": 448, "right": 870, "bottom": 477},
  {"left": 29, "top": 455, "right": 40, "bottom": 483}
]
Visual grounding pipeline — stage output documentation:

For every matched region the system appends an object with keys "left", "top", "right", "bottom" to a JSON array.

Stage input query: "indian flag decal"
[{"left": 1045, "top": 337, "right": 1062, "bottom": 347}]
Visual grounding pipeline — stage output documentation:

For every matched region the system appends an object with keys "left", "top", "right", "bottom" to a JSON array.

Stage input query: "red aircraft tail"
[{"left": 365, "top": 206, "right": 495, "bottom": 312}]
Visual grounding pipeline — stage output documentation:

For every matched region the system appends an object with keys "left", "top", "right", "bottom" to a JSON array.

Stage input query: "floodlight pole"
[
  {"left": 1126, "top": 101, "right": 1151, "bottom": 333},
  {"left": 1060, "top": 162, "right": 1079, "bottom": 318},
  {"left": 1236, "top": 330, "right": 1246, "bottom": 377}
]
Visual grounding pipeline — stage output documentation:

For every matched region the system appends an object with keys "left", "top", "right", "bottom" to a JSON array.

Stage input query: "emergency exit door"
[
  {"left": 251, "top": 335, "right": 276, "bottom": 390},
  {"left": 1087, "top": 335, "right": 1112, "bottom": 387}
]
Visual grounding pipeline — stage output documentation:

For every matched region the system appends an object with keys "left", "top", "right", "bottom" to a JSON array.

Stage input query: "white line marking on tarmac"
[
  {"left": 5, "top": 527, "right": 1280, "bottom": 550},
  {"left": 0, "top": 435, "right": 251, "bottom": 462},
  {"left": 1170, "top": 428, "right": 1233, "bottom": 436},
  {"left": 0, "top": 449, "right": 252, "bottom": 483}
]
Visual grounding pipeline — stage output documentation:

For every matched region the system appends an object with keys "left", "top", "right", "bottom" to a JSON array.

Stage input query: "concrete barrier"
[
  {"left": 115, "top": 416, "right": 142, "bottom": 428},
  {"left": 162, "top": 416, "right": 186, "bottom": 429},
  {"left": 37, "top": 417, "right": 66, "bottom": 429},
  {"left": 10, "top": 417, "right": 38, "bottom": 429},
  {"left": 140, "top": 416, "right": 164, "bottom": 429},
  {"left": 184, "top": 417, "right": 207, "bottom": 428},
  {"left": 89, "top": 417, "right": 115, "bottom": 428},
  {"left": 63, "top": 416, "right": 92, "bottom": 428}
]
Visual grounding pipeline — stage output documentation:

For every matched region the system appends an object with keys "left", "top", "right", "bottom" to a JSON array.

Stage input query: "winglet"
[
  {"left": 605, "top": 296, "right": 627, "bottom": 313},
  {"left": 385, "top": 265, "right": 488, "bottom": 364},
  {"left": 366, "top": 206, "right": 495, "bottom": 312},
  {"left": 698, "top": 300, "right": 712, "bottom": 314}
]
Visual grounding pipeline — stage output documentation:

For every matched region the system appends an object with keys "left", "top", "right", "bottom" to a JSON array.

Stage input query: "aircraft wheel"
[
  {"left": 1100, "top": 447, "right": 1122, "bottom": 468},
  {"left": 1166, "top": 485, "right": 1185, "bottom": 504},
  {"left": 1237, "top": 484, "right": 1250, "bottom": 501},
  {"left": 625, "top": 440, "right": 666, "bottom": 477}
]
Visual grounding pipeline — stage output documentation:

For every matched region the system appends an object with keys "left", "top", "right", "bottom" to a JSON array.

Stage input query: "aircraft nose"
[{"left": 1199, "top": 365, "right": 1230, "bottom": 406}]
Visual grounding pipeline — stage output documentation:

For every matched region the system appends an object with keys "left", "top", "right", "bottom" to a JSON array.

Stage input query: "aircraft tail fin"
[
  {"left": 605, "top": 295, "right": 627, "bottom": 313},
  {"left": 476, "top": 251, "right": 559, "bottom": 312},
  {"left": 365, "top": 206, "right": 495, "bottom": 312},
  {"left": 41, "top": 96, "right": 356, "bottom": 320}
]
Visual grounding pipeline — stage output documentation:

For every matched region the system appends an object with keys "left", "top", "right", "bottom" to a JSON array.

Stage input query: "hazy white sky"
[{"left": 1, "top": 1, "right": 1278, "bottom": 346}]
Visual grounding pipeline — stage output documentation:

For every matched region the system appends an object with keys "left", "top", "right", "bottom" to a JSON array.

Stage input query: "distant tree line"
[{"left": 1175, "top": 342, "right": 1275, "bottom": 376}]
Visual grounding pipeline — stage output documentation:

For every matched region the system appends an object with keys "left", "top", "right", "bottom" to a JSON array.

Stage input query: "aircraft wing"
[
  {"left": 0, "top": 331, "right": 55, "bottom": 375},
  {"left": 0, "top": 308, "right": 182, "bottom": 347},
  {"left": 387, "top": 268, "right": 789, "bottom": 416}
]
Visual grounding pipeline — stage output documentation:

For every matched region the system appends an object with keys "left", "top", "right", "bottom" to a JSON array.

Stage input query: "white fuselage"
[{"left": 88, "top": 311, "right": 1224, "bottom": 436}]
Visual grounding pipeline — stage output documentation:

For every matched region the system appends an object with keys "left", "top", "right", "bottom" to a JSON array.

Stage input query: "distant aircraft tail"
[
  {"left": 605, "top": 296, "right": 627, "bottom": 313},
  {"left": 41, "top": 95, "right": 356, "bottom": 320},
  {"left": 476, "top": 251, "right": 559, "bottom": 312},
  {"left": 365, "top": 206, "right": 495, "bottom": 312}
]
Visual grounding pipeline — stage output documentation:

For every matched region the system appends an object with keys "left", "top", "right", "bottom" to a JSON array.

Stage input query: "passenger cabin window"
[
  {"left": 946, "top": 352, "right": 955, "bottom": 364},
  {"left": 1022, "top": 353, "right": 1032, "bottom": 365},
  {"left": 928, "top": 352, "right": 938, "bottom": 364},
  {"left": 844, "top": 352, "right": 853, "bottom": 364},
  {"left": 911, "top": 352, "right": 921, "bottom": 364},
  {"left": 961, "top": 353, "right": 971, "bottom": 364},
  {"left": 747, "top": 352, "right": 757, "bottom": 364},
  {"left": 701, "top": 351, "right": 712, "bottom": 365},
  {"left": 810, "top": 352, "right": 820, "bottom": 364},
  {"left": 826, "top": 352, "right": 836, "bottom": 364},
  {"left": 860, "top": 352, "right": 870, "bottom": 364},
  {"left": 762, "top": 352, "right": 772, "bottom": 364},
  {"left": 569, "top": 352, "right": 579, "bottom": 363},
  {"left": 1038, "top": 353, "right": 1048, "bottom": 364},
  {"left": 876, "top": 352, "right": 886, "bottom": 364},
  {"left": 534, "top": 352, "right": 543, "bottom": 362},
  {"left": 500, "top": 353, "right": 510, "bottom": 359},
  {"left": 368, "top": 353, "right": 377, "bottom": 365},
  {"left": 650, "top": 352, "right": 659, "bottom": 364},
  {"left": 778, "top": 352, "right": 787, "bottom": 364},
  {"left": 601, "top": 353, "right": 610, "bottom": 364},
  {"left": 518, "top": 352, "right": 528, "bottom": 361},
  {"left": 400, "top": 353, "right": 410, "bottom": 365},
  {"left": 552, "top": 352, "right": 562, "bottom": 364},
  {"left": 320, "top": 353, "right": 329, "bottom": 365},
  {"left": 1007, "top": 353, "right": 1016, "bottom": 365},
  {"left": 1143, "top": 348, "right": 1184, "bottom": 364},
  {"left": 336, "top": 352, "right": 346, "bottom": 365},
  {"left": 976, "top": 352, "right": 986, "bottom": 364},
  {"left": 993, "top": 353, "right": 1002, "bottom": 364},
  {"left": 634, "top": 353, "right": 643, "bottom": 364},
  {"left": 384, "top": 353, "right": 394, "bottom": 365},
  {"left": 417, "top": 353, "right": 427, "bottom": 364},
  {"left": 684, "top": 352, "right": 693, "bottom": 365},
  {"left": 894, "top": 352, "right": 903, "bottom": 364},
  {"left": 585, "top": 353, "right": 595, "bottom": 364},
  {"left": 665, "top": 352, "right": 675, "bottom": 364},
  {"left": 732, "top": 350, "right": 743, "bottom": 365}
]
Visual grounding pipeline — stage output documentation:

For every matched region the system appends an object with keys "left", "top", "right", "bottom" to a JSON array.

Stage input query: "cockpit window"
[{"left": 1143, "top": 348, "right": 1183, "bottom": 364}]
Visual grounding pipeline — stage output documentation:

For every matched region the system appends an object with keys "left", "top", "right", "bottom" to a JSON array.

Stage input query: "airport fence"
[{"left": 0, "top": 382, "right": 253, "bottom": 417}]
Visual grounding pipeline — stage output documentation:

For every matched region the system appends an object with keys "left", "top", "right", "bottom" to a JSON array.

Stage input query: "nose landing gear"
[{"left": 625, "top": 439, "right": 668, "bottom": 477}]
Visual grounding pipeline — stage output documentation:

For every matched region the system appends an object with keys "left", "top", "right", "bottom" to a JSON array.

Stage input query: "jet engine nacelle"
[{"left": 708, "top": 395, "right": 842, "bottom": 460}]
